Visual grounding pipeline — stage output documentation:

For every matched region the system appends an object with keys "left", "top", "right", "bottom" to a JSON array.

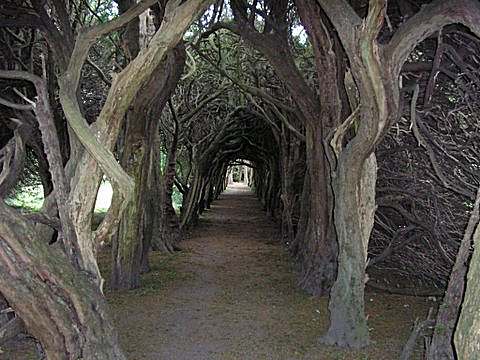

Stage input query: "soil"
[{"left": 1, "top": 183, "right": 434, "bottom": 359}]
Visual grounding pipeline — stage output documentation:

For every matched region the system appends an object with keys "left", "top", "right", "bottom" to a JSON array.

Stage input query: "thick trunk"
[
  {"left": 324, "top": 153, "right": 376, "bottom": 348},
  {"left": 144, "top": 130, "right": 168, "bottom": 253},
  {"left": 112, "top": 45, "right": 186, "bottom": 289},
  {"left": 110, "top": 0, "right": 146, "bottom": 290},
  {"left": 0, "top": 204, "right": 125, "bottom": 359},
  {"left": 297, "top": 123, "right": 336, "bottom": 296},
  {"left": 111, "top": 90, "right": 149, "bottom": 290},
  {"left": 111, "top": 137, "right": 146, "bottom": 289},
  {"left": 291, "top": 170, "right": 310, "bottom": 256}
]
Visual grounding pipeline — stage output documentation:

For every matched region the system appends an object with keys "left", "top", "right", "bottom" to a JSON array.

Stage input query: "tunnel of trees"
[{"left": 0, "top": 0, "right": 479, "bottom": 358}]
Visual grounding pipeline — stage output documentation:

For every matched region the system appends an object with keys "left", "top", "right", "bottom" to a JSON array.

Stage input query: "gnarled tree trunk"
[
  {"left": 112, "top": 43, "right": 187, "bottom": 289},
  {"left": 0, "top": 204, "right": 125, "bottom": 359},
  {"left": 324, "top": 153, "right": 376, "bottom": 348},
  {"left": 296, "top": 122, "right": 336, "bottom": 295}
]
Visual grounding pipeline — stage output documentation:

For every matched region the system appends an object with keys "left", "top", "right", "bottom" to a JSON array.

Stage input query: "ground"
[{"left": 1, "top": 183, "right": 433, "bottom": 359}]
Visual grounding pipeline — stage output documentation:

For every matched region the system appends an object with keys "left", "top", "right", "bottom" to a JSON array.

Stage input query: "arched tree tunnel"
[
  {"left": 178, "top": 107, "right": 282, "bottom": 226},
  {"left": 1, "top": 0, "right": 480, "bottom": 359}
]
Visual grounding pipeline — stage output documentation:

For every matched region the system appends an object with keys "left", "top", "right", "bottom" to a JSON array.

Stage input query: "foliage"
[{"left": 5, "top": 185, "right": 43, "bottom": 211}]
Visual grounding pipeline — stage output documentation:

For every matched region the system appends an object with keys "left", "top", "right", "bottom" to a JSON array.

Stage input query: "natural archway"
[{"left": 1, "top": 0, "right": 480, "bottom": 358}]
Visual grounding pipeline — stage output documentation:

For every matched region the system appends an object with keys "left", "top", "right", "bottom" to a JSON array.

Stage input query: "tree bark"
[
  {"left": 0, "top": 204, "right": 125, "bottom": 360},
  {"left": 323, "top": 153, "right": 376, "bottom": 348},
  {"left": 112, "top": 44, "right": 187, "bottom": 289},
  {"left": 430, "top": 189, "right": 480, "bottom": 359},
  {"left": 156, "top": 133, "right": 182, "bottom": 250},
  {"left": 454, "top": 191, "right": 480, "bottom": 358},
  {"left": 297, "top": 122, "right": 336, "bottom": 295}
]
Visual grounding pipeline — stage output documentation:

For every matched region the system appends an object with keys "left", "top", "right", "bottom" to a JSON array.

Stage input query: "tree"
[
  {"left": 455, "top": 190, "right": 480, "bottom": 358},
  {"left": 111, "top": 1, "right": 188, "bottom": 289},
  {"left": 201, "top": 0, "right": 339, "bottom": 296},
  {"left": 0, "top": 0, "right": 212, "bottom": 355},
  {"left": 314, "top": 0, "right": 480, "bottom": 348}
]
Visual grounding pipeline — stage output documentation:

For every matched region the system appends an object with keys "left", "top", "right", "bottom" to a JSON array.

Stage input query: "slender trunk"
[
  {"left": 180, "top": 167, "right": 204, "bottom": 228},
  {"left": 154, "top": 123, "right": 182, "bottom": 251},
  {"left": 280, "top": 132, "right": 296, "bottom": 245},
  {"left": 454, "top": 193, "right": 480, "bottom": 358},
  {"left": 430, "top": 189, "right": 480, "bottom": 359}
]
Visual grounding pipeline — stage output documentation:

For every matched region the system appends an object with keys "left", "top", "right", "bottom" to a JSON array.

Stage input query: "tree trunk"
[
  {"left": 110, "top": 0, "right": 146, "bottom": 290},
  {"left": 111, "top": 141, "right": 146, "bottom": 289},
  {"left": 297, "top": 122, "right": 337, "bottom": 296},
  {"left": 279, "top": 131, "right": 298, "bottom": 246},
  {"left": 323, "top": 153, "right": 376, "bottom": 348},
  {"left": 111, "top": 43, "right": 186, "bottom": 289},
  {"left": 180, "top": 166, "right": 204, "bottom": 228},
  {"left": 0, "top": 204, "right": 125, "bottom": 359},
  {"left": 454, "top": 195, "right": 480, "bottom": 358},
  {"left": 431, "top": 189, "right": 480, "bottom": 359},
  {"left": 153, "top": 122, "right": 182, "bottom": 252}
]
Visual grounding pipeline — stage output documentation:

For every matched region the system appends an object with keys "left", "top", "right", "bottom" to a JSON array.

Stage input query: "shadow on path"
[
  {"left": 3, "top": 183, "right": 431, "bottom": 359},
  {"left": 109, "top": 183, "right": 430, "bottom": 360}
]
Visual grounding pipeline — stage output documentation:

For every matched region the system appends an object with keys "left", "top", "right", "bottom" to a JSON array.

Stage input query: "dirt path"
[
  {"left": 143, "top": 183, "right": 288, "bottom": 359},
  {"left": 110, "top": 183, "right": 430, "bottom": 360},
  {"left": 114, "top": 183, "right": 313, "bottom": 359},
  {"left": 2, "top": 183, "right": 431, "bottom": 359}
]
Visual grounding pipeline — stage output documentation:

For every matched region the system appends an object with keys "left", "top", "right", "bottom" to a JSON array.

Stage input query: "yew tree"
[
  {"left": 0, "top": 0, "right": 212, "bottom": 357},
  {"left": 312, "top": 0, "right": 480, "bottom": 348}
]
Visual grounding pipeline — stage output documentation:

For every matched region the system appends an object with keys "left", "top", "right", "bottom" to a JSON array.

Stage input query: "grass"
[
  {"left": 5, "top": 185, "right": 44, "bottom": 211},
  {"left": 7, "top": 180, "right": 184, "bottom": 214},
  {"left": 97, "top": 250, "right": 191, "bottom": 303}
]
